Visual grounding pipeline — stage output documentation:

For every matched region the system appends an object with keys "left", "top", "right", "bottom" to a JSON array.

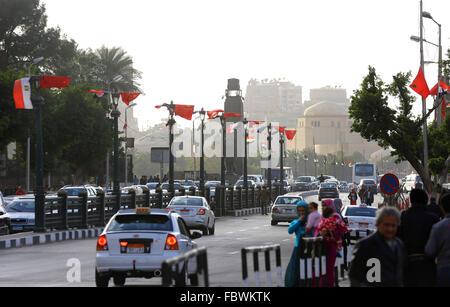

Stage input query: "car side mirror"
[{"left": 190, "top": 231, "right": 202, "bottom": 239}]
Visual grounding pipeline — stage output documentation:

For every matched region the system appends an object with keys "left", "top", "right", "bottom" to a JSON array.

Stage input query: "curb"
[
  {"left": 227, "top": 206, "right": 271, "bottom": 217},
  {"left": 0, "top": 228, "right": 104, "bottom": 250}
]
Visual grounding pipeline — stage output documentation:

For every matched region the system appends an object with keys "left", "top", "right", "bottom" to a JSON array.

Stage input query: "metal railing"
[
  {"left": 161, "top": 246, "right": 209, "bottom": 287},
  {"left": 241, "top": 244, "right": 282, "bottom": 287}
]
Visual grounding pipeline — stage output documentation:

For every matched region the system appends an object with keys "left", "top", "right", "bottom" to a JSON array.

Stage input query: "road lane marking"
[
  {"left": 228, "top": 251, "right": 240, "bottom": 255},
  {"left": 239, "top": 229, "right": 247, "bottom": 232},
  {"left": 226, "top": 232, "right": 234, "bottom": 234},
  {"left": 282, "top": 239, "right": 290, "bottom": 242}
]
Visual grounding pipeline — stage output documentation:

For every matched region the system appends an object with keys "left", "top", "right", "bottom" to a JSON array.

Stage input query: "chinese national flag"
[
  {"left": 174, "top": 105, "right": 195, "bottom": 120},
  {"left": 409, "top": 67, "right": 430, "bottom": 99},
  {"left": 285, "top": 129, "right": 297, "bottom": 140},
  {"left": 430, "top": 79, "right": 449, "bottom": 96},
  {"left": 120, "top": 92, "right": 140, "bottom": 106},
  {"left": 39, "top": 75, "right": 70, "bottom": 89},
  {"left": 275, "top": 126, "right": 286, "bottom": 134}
]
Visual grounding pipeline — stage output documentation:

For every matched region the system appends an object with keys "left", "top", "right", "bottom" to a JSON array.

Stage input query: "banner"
[
  {"left": 13, "top": 78, "right": 33, "bottom": 109},
  {"left": 39, "top": 75, "right": 70, "bottom": 89}
]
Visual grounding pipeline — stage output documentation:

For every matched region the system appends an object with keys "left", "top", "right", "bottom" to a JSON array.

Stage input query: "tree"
[{"left": 349, "top": 66, "right": 450, "bottom": 196}]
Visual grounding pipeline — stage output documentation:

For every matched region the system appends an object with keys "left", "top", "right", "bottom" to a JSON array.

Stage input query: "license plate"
[
  {"left": 13, "top": 226, "right": 23, "bottom": 230},
  {"left": 284, "top": 209, "right": 293, "bottom": 213},
  {"left": 127, "top": 247, "right": 145, "bottom": 254},
  {"left": 180, "top": 210, "right": 190, "bottom": 214},
  {"left": 359, "top": 223, "right": 369, "bottom": 228}
]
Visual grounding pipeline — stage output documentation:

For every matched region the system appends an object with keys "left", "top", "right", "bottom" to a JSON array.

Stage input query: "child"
[{"left": 306, "top": 202, "right": 322, "bottom": 237}]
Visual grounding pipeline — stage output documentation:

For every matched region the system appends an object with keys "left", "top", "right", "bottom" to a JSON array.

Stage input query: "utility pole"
[{"left": 420, "top": 0, "right": 429, "bottom": 178}]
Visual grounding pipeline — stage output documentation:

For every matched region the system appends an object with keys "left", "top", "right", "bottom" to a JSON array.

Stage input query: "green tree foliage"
[{"left": 349, "top": 66, "right": 450, "bottom": 195}]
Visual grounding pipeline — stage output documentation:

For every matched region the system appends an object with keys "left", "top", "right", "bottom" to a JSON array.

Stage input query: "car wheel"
[
  {"left": 95, "top": 270, "right": 109, "bottom": 288},
  {"left": 113, "top": 275, "right": 126, "bottom": 287},
  {"left": 208, "top": 222, "right": 215, "bottom": 235},
  {"left": 271, "top": 220, "right": 278, "bottom": 226},
  {"left": 202, "top": 225, "right": 209, "bottom": 236}
]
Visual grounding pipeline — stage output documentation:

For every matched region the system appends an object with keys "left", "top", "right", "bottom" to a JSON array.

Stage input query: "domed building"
[{"left": 287, "top": 95, "right": 380, "bottom": 159}]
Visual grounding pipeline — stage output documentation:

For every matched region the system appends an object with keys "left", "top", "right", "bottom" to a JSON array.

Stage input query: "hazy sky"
[{"left": 42, "top": 0, "right": 450, "bottom": 130}]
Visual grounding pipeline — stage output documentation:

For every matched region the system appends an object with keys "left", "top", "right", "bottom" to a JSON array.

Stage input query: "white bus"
[
  {"left": 264, "top": 167, "right": 294, "bottom": 185},
  {"left": 352, "top": 162, "right": 377, "bottom": 185}
]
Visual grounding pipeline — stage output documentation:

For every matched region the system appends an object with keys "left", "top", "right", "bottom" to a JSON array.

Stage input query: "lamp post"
[
  {"left": 279, "top": 129, "right": 285, "bottom": 186},
  {"left": 243, "top": 118, "right": 249, "bottom": 193},
  {"left": 124, "top": 102, "right": 137, "bottom": 186},
  {"left": 267, "top": 123, "right": 272, "bottom": 200},
  {"left": 314, "top": 158, "right": 319, "bottom": 178},
  {"left": 108, "top": 75, "right": 123, "bottom": 197},
  {"left": 198, "top": 108, "right": 206, "bottom": 196},
  {"left": 30, "top": 76, "right": 45, "bottom": 232},
  {"left": 303, "top": 154, "right": 308, "bottom": 176},
  {"left": 27, "top": 57, "right": 44, "bottom": 193}
]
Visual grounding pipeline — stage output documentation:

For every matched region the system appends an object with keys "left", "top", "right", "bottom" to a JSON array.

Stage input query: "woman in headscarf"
[
  {"left": 318, "top": 199, "right": 349, "bottom": 287},
  {"left": 348, "top": 188, "right": 358, "bottom": 205},
  {"left": 284, "top": 201, "right": 312, "bottom": 287}
]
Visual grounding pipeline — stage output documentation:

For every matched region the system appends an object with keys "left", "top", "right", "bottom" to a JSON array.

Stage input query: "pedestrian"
[
  {"left": 285, "top": 201, "right": 312, "bottom": 287},
  {"left": 306, "top": 202, "right": 322, "bottom": 237},
  {"left": 358, "top": 185, "right": 366, "bottom": 204},
  {"left": 317, "top": 202, "right": 349, "bottom": 287},
  {"left": 425, "top": 193, "right": 450, "bottom": 287},
  {"left": 349, "top": 207, "right": 406, "bottom": 287},
  {"left": 348, "top": 188, "right": 358, "bottom": 205},
  {"left": 139, "top": 176, "right": 145, "bottom": 185},
  {"left": 148, "top": 176, "right": 154, "bottom": 183},
  {"left": 15, "top": 185, "right": 26, "bottom": 195},
  {"left": 260, "top": 187, "right": 270, "bottom": 215},
  {"left": 427, "top": 196, "right": 444, "bottom": 220},
  {"left": 364, "top": 187, "right": 375, "bottom": 206},
  {"left": 133, "top": 175, "right": 139, "bottom": 185},
  {"left": 398, "top": 188, "right": 439, "bottom": 287}
]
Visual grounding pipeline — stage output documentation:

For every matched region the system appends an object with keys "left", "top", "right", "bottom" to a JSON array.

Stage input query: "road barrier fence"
[{"left": 241, "top": 244, "right": 282, "bottom": 287}]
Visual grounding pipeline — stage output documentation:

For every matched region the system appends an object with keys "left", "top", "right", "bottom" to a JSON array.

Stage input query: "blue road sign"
[{"left": 380, "top": 174, "right": 399, "bottom": 195}]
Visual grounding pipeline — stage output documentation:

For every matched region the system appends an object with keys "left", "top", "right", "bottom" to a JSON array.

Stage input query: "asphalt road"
[{"left": 0, "top": 192, "right": 385, "bottom": 287}]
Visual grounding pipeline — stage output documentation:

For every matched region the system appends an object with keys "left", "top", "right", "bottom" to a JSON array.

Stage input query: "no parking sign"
[{"left": 379, "top": 174, "right": 400, "bottom": 195}]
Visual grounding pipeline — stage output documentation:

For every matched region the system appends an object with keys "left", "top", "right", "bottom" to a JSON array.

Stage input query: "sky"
[{"left": 42, "top": 0, "right": 450, "bottom": 130}]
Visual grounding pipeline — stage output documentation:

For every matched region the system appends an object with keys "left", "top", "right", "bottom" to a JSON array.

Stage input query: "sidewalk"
[{"left": 0, "top": 227, "right": 104, "bottom": 250}]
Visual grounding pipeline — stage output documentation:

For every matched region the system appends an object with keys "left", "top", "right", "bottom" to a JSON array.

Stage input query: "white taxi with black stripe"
[{"left": 95, "top": 207, "right": 202, "bottom": 287}]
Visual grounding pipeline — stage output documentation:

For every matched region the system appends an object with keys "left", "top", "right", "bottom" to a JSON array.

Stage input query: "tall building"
[{"left": 244, "top": 79, "right": 303, "bottom": 128}]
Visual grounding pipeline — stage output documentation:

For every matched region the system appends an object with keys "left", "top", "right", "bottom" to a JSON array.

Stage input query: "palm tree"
[{"left": 95, "top": 46, "right": 142, "bottom": 92}]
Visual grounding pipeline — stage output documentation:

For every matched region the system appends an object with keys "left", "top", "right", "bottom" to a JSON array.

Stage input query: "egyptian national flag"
[
  {"left": 39, "top": 75, "right": 70, "bottom": 89},
  {"left": 409, "top": 67, "right": 430, "bottom": 99},
  {"left": 285, "top": 129, "right": 297, "bottom": 141},
  {"left": 430, "top": 79, "right": 449, "bottom": 97},
  {"left": 89, "top": 90, "right": 106, "bottom": 98},
  {"left": 13, "top": 78, "right": 33, "bottom": 109},
  {"left": 120, "top": 92, "right": 140, "bottom": 106},
  {"left": 207, "top": 109, "right": 224, "bottom": 119},
  {"left": 174, "top": 105, "right": 195, "bottom": 120}
]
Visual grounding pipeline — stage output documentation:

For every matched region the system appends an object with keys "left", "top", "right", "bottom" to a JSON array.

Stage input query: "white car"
[
  {"left": 234, "top": 180, "right": 256, "bottom": 190},
  {"left": 239, "top": 175, "right": 264, "bottom": 187},
  {"left": 95, "top": 207, "right": 202, "bottom": 287},
  {"left": 167, "top": 196, "right": 215, "bottom": 235},
  {"left": 341, "top": 204, "right": 377, "bottom": 240}
]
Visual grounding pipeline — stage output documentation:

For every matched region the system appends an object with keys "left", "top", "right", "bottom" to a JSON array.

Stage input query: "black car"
[
  {"left": 318, "top": 182, "right": 339, "bottom": 201},
  {"left": 0, "top": 193, "right": 11, "bottom": 235}
]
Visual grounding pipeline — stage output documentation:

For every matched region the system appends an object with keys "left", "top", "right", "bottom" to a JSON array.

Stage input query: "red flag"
[
  {"left": 123, "top": 120, "right": 127, "bottom": 129},
  {"left": 89, "top": 90, "right": 105, "bottom": 98},
  {"left": 348, "top": 160, "right": 352, "bottom": 167},
  {"left": 155, "top": 105, "right": 163, "bottom": 109},
  {"left": 285, "top": 129, "right": 297, "bottom": 140},
  {"left": 275, "top": 126, "right": 286, "bottom": 134},
  {"left": 430, "top": 79, "right": 449, "bottom": 96},
  {"left": 409, "top": 67, "right": 430, "bottom": 99},
  {"left": 249, "top": 121, "right": 264, "bottom": 125},
  {"left": 39, "top": 75, "right": 70, "bottom": 89},
  {"left": 207, "top": 109, "right": 224, "bottom": 119},
  {"left": 120, "top": 92, "right": 140, "bottom": 106},
  {"left": 442, "top": 96, "right": 447, "bottom": 118},
  {"left": 223, "top": 112, "right": 242, "bottom": 118},
  {"left": 13, "top": 78, "right": 33, "bottom": 109},
  {"left": 174, "top": 105, "right": 195, "bottom": 120}
]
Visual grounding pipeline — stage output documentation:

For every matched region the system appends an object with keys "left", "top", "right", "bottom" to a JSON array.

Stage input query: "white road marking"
[
  {"left": 239, "top": 229, "right": 247, "bottom": 232},
  {"left": 282, "top": 239, "right": 290, "bottom": 242},
  {"left": 228, "top": 251, "right": 240, "bottom": 255},
  {"left": 226, "top": 232, "right": 234, "bottom": 234}
]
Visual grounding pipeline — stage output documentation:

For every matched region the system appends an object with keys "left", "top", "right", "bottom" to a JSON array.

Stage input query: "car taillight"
[
  {"left": 272, "top": 207, "right": 279, "bottom": 213},
  {"left": 319, "top": 188, "right": 322, "bottom": 193},
  {"left": 120, "top": 241, "right": 128, "bottom": 247},
  {"left": 197, "top": 209, "right": 206, "bottom": 215},
  {"left": 165, "top": 234, "right": 179, "bottom": 250},
  {"left": 96, "top": 235, "right": 108, "bottom": 251}
]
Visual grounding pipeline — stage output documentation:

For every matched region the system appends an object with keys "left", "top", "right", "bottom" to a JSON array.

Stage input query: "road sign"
[{"left": 379, "top": 174, "right": 399, "bottom": 195}]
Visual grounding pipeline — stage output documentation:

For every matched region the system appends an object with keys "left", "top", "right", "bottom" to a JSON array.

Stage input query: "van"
[{"left": 403, "top": 174, "right": 423, "bottom": 192}]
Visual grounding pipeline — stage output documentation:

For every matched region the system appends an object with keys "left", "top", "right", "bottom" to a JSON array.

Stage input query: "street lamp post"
[
  {"left": 267, "top": 123, "right": 272, "bottom": 201},
  {"left": 167, "top": 101, "right": 176, "bottom": 196},
  {"left": 243, "top": 118, "right": 248, "bottom": 206},
  {"left": 314, "top": 158, "right": 319, "bottom": 178},
  {"left": 279, "top": 129, "right": 285, "bottom": 194},
  {"left": 110, "top": 90, "right": 121, "bottom": 197},
  {"left": 27, "top": 57, "right": 44, "bottom": 193},
  {"left": 303, "top": 154, "right": 308, "bottom": 176},
  {"left": 30, "top": 76, "right": 45, "bottom": 232},
  {"left": 199, "top": 108, "right": 206, "bottom": 196},
  {"left": 124, "top": 102, "right": 137, "bottom": 186}
]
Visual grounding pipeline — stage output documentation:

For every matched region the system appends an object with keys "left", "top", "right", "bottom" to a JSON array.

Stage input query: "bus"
[
  {"left": 352, "top": 162, "right": 377, "bottom": 186},
  {"left": 264, "top": 167, "right": 294, "bottom": 185}
]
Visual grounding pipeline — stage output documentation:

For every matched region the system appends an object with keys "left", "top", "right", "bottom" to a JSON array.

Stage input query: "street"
[{"left": 0, "top": 192, "right": 384, "bottom": 287}]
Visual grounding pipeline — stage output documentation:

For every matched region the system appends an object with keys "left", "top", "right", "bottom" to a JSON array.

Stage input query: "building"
[
  {"left": 244, "top": 79, "right": 304, "bottom": 128},
  {"left": 287, "top": 87, "right": 380, "bottom": 159}
]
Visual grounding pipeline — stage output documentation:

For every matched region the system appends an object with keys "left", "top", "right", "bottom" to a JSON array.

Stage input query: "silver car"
[
  {"left": 271, "top": 195, "right": 304, "bottom": 225},
  {"left": 167, "top": 196, "right": 215, "bottom": 235}
]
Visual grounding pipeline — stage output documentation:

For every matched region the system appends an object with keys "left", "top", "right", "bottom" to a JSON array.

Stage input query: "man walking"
[
  {"left": 425, "top": 193, "right": 450, "bottom": 287},
  {"left": 427, "top": 196, "right": 444, "bottom": 220},
  {"left": 349, "top": 207, "right": 405, "bottom": 287},
  {"left": 364, "top": 187, "right": 375, "bottom": 206},
  {"left": 398, "top": 189, "right": 439, "bottom": 287}
]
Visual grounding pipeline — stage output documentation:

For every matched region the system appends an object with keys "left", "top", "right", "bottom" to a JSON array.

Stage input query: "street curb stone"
[{"left": 0, "top": 228, "right": 104, "bottom": 250}]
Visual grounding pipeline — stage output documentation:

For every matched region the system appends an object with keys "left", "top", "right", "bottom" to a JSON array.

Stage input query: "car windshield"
[
  {"left": 6, "top": 200, "right": 35, "bottom": 213},
  {"left": 169, "top": 197, "right": 203, "bottom": 207},
  {"left": 276, "top": 197, "right": 302, "bottom": 205},
  {"left": 296, "top": 177, "right": 311, "bottom": 182},
  {"left": 206, "top": 182, "right": 220, "bottom": 188},
  {"left": 363, "top": 180, "right": 375, "bottom": 184},
  {"left": 161, "top": 183, "right": 181, "bottom": 190},
  {"left": 107, "top": 214, "right": 173, "bottom": 232},
  {"left": 321, "top": 183, "right": 337, "bottom": 188},
  {"left": 346, "top": 207, "right": 377, "bottom": 217},
  {"left": 235, "top": 181, "right": 244, "bottom": 186},
  {"left": 147, "top": 183, "right": 159, "bottom": 189},
  {"left": 64, "top": 188, "right": 84, "bottom": 196}
]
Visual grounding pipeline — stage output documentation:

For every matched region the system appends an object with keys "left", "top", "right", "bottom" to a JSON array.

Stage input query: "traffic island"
[{"left": 0, "top": 227, "right": 104, "bottom": 250}]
